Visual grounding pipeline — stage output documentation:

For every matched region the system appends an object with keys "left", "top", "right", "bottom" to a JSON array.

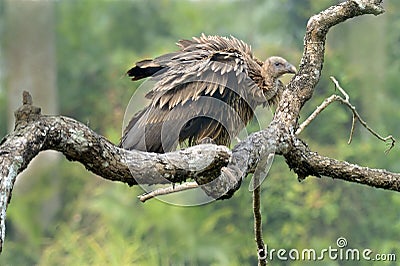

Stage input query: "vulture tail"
[{"left": 127, "top": 59, "right": 164, "bottom": 81}]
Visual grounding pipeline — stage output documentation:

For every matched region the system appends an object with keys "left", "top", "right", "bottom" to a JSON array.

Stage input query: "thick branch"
[
  {"left": 0, "top": 97, "right": 230, "bottom": 251},
  {"left": 2, "top": 114, "right": 230, "bottom": 186},
  {"left": 199, "top": 0, "right": 386, "bottom": 198},
  {"left": 279, "top": 0, "right": 384, "bottom": 129},
  {"left": 285, "top": 138, "right": 400, "bottom": 191}
]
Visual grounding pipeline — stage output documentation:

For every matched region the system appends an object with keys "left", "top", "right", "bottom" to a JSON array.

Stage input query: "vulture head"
[
  {"left": 263, "top": 56, "right": 297, "bottom": 79},
  {"left": 260, "top": 56, "right": 296, "bottom": 106}
]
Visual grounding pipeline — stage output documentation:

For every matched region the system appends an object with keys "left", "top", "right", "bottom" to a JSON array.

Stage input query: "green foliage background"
[{"left": 1, "top": 0, "right": 400, "bottom": 265}]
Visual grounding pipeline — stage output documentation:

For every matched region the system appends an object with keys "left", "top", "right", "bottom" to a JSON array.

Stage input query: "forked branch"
[{"left": 296, "top": 77, "right": 395, "bottom": 153}]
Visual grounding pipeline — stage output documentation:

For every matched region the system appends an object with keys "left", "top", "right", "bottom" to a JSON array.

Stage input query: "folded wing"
[{"left": 121, "top": 34, "right": 267, "bottom": 153}]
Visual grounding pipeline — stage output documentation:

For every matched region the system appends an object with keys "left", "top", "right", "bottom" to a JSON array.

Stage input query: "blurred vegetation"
[{"left": 1, "top": 0, "right": 400, "bottom": 265}]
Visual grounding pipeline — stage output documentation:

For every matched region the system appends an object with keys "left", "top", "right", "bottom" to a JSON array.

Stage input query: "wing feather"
[{"left": 122, "top": 34, "right": 267, "bottom": 152}]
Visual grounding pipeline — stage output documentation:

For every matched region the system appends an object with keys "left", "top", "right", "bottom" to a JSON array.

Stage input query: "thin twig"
[
  {"left": 330, "top": 76, "right": 396, "bottom": 153},
  {"left": 331, "top": 77, "right": 349, "bottom": 101},
  {"left": 138, "top": 182, "right": 199, "bottom": 202},
  {"left": 296, "top": 94, "right": 340, "bottom": 134},
  {"left": 348, "top": 113, "right": 357, "bottom": 145},
  {"left": 296, "top": 76, "right": 396, "bottom": 153},
  {"left": 253, "top": 177, "right": 267, "bottom": 265}
]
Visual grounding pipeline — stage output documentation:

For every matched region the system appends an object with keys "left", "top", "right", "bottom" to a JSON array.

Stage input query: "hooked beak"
[{"left": 287, "top": 63, "right": 297, "bottom": 74}]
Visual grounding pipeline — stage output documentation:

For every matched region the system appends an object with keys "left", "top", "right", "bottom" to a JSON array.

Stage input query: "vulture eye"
[{"left": 274, "top": 62, "right": 282, "bottom": 67}]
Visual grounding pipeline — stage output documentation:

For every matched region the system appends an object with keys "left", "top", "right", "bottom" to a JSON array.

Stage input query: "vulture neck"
[{"left": 263, "top": 75, "right": 280, "bottom": 101}]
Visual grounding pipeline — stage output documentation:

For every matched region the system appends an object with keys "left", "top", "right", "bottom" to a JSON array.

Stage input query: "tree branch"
[
  {"left": 296, "top": 77, "right": 395, "bottom": 152},
  {"left": 0, "top": 93, "right": 230, "bottom": 251},
  {"left": 253, "top": 179, "right": 266, "bottom": 265},
  {"left": 285, "top": 138, "right": 400, "bottom": 191},
  {"left": 3, "top": 110, "right": 231, "bottom": 186},
  {"left": 296, "top": 94, "right": 339, "bottom": 135},
  {"left": 330, "top": 76, "right": 395, "bottom": 151},
  {"left": 199, "top": 0, "right": 386, "bottom": 198},
  {"left": 138, "top": 182, "right": 199, "bottom": 203}
]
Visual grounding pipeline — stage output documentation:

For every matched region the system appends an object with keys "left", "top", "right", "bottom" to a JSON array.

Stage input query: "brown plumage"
[{"left": 120, "top": 34, "right": 296, "bottom": 153}]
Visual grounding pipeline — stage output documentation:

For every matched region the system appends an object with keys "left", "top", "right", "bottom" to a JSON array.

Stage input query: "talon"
[{"left": 197, "top": 137, "right": 215, "bottom": 145}]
